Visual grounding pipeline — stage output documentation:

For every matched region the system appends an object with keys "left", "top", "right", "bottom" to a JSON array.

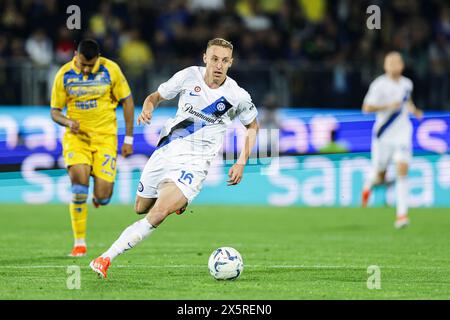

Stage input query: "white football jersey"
[
  {"left": 156, "top": 66, "right": 258, "bottom": 165},
  {"left": 363, "top": 74, "right": 414, "bottom": 143}
]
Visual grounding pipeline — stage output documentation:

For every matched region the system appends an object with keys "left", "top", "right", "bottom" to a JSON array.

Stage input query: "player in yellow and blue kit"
[{"left": 50, "top": 39, "right": 135, "bottom": 257}]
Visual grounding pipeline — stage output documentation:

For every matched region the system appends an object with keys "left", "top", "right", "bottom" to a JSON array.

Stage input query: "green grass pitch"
[{"left": 0, "top": 204, "right": 449, "bottom": 299}]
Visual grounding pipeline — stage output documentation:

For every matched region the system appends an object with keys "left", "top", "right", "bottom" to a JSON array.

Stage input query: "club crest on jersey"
[
  {"left": 94, "top": 72, "right": 105, "bottom": 81},
  {"left": 194, "top": 86, "right": 201, "bottom": 92},
  {"left": 217, "top": 102, "right": 226, "bottom": 112}
]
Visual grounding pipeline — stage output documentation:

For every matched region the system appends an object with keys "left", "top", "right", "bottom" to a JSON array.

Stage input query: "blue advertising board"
[{"left": 0, "top": 106, "right": 449, "bottom": 206}]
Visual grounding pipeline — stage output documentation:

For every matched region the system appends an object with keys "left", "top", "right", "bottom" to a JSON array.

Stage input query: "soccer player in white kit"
[
  {"left": 90, "top": 38, "right": 259, "bottom": 278},
  {"left": 361, "top": 52, "right": 423, "bottom": 229}
]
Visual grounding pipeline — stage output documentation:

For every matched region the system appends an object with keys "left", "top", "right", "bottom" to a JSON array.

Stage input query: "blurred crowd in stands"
[{"left": 0, "top": 0, "right": 449, "bottom": 109}]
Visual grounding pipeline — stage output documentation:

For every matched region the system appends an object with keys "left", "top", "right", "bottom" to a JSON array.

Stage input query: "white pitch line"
[{"left": 0, "top": 264, "right": 447, "bottom": 270}]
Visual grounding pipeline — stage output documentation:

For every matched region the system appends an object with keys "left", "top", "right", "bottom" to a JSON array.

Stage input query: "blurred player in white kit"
[
  {"left": 89, "top": 38, "right": 259, "bottom": 278},
  {"left": 361, "top": 51, "right": 423, "bottom": 229}
]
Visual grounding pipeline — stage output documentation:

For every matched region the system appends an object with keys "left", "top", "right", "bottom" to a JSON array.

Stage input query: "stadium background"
[{"left": 0, "top": 0, "right": 449, "bottom": 207}]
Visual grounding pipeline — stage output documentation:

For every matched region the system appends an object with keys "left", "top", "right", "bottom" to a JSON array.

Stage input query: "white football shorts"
[
  {"left": 136, "top": 149, "right": 208, "bottom": 204},
  {"left": 371, "top": 137, "right": 412, "bottom": 171}
]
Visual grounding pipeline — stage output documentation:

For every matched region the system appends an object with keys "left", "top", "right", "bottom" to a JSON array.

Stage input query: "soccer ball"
[{"left": 208, "top": 247, "right": 244, "bottom": 280}]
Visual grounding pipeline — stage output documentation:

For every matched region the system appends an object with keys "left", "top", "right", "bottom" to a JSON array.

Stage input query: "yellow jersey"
[{"left": 51, "top": 56, "right": 131, "bottom": 135}]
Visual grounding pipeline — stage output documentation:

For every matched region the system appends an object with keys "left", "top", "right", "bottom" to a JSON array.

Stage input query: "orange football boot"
[
  {"left": 361, "top": 189, "right": 371, "bottom": 207},
  {"left": 395, "top": 215, "right": 410, "bottom": 229},
  {"left": 69, "top": 245, "right": 87, "bottom": 257},
  {"left": 90, "top": 256, "right": 111, "bottom": 278}
]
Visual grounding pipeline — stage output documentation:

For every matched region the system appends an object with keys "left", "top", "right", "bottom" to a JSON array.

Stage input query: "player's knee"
[
  {"left": 72, "top": 184, "right": 89, "bottom": 204},
  {"left": 134, "top": 202, "right": 149, "bottom": 215}
]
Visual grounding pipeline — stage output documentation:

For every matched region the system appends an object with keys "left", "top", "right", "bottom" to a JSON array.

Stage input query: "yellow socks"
[{"left": 70, "top": 202, "right": 87, "bottom": 246}]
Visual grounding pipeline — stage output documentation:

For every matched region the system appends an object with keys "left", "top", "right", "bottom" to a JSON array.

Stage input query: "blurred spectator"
[
  {"left": 429, "top": 34, "right": 450, "bottom": 109},
  {"left": 258, "top": 93, "right": 282, "bottom": 156},
  {"left": 25, "top": 29, "right": 53, "bottom": 66},
  {"left": 435, "top": 5, "right": 450, "bottom": 39},
  {"left": 259, "top": 93, "right": 282, "bottom": 129},
  {"left": 1, "top": 1, "right": 26, "bottom": 37},
  {"left": 10, "top": 38, "right": 27, "bottom": 59},
  {"left": 298, "top": 0, "right": 326, "bottom": 24},
  {"left": 119, "top": 29, "right": 154, "bottom": 72},
  {"left": 0, "top": 0, "right": 447, "bottom": 109},
  {"left": 54, "top": 27, "right": 76, "bottom": 64},
  {"left": 188, "top": 0, "right": 224, "bottom": 12},
  {"left": 119, "top": 28, "right": 154, "bottom": 103},
  {"left": 237, "top": 0, "right": 272, "bottom": 32},
  {"left": 0, "top": 35, "right": 7, "bottom": 62},
  {"left": 156, "top": 0, "right": 190, "bottom": 41},
  {"left": 89, "top": 1, "right": 122, "bottom": 41}
]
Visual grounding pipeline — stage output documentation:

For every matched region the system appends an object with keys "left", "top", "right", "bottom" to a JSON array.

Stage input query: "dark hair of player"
[{"left": 77, "top": 39, "right": 100, "bottom": 60}]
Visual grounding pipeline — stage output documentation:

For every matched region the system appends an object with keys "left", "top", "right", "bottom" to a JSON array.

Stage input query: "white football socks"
[
  {"left": 396, "top": 176, "right": 409, "bottom": 217},
  {"left": 102, "top": 218, "right": 155, "bottom": 261},
  {"left": 74, "top": 238, "right": 86, "bottom": 247}
]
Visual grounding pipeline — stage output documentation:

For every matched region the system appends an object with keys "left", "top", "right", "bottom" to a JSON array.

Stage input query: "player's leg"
[
  {"left": 90, "top": 182, "right": 188, "bottom": 278},
  {"left": 92, "top": 176, "right": 114, "bottom": 208},
  {"left": 394, "top": 161, "right": 410, "bottom": 229},
  {"left": 134, "top": 195, "right": 157, "bottom": 214},
  {"left": 135, "top": 194, "right": 187, "bottom": 215},
  {"left": 362, "top": 141, "right": 391, "bottom": 207},
  {"left": 68, "top": 164, "right": 91, "bottom": 256},
  {"left": 91, "top": 135, "right": 118, "bottom": 208}
]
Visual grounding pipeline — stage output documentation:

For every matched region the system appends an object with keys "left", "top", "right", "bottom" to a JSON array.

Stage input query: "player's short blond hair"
[{"left": 207, "top": 38, "right": 233, "bottom": 51}]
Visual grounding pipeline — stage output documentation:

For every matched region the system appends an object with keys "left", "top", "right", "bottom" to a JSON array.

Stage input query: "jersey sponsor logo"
[
  {"left": 138, "top": 181, "right": 144, "bottom": 192},
  {"left": 183, "top": 104, "right": 223, "bottom": 124},
  {"left": 157, "top": 96, "right": 232, "bottom": 149},
  {"left": 75, "top": 100, "right": 97, "bottom": 110},
  {"left": 67, "top": 86, "right": 107, "bottom": 98}
]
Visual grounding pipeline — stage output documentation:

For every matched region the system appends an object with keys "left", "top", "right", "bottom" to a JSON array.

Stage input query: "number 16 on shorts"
[{"left": 178, "top": 170, "right": 194, "bottom": 185}]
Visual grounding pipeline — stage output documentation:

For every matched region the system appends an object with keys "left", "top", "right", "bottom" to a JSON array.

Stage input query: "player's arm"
[
  {"left": 227, "top": 118, "right": 259, "bottom": 186},
  {"left": 137, "top": 91, "right": 166, "bottom": 125},
  {"left": 407, "top": 99, "right": 423, "bottom": 120},
  {"left": 121, "top": 95, "right": 135, "bottom": 157},
  {"left": 50, "top": 70, "right": 79, "bottom": 134},
  {"left": 50, "top": 108, "right": 80, "bottom": 134},
  {"left": 362, "top": 101, "right": 402, "bottom": 113}
]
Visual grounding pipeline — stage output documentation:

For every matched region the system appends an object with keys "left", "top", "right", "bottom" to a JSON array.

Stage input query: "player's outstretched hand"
[
  {"left": 414, "top": 109, "right": 424, "bottom": 121},
  {"left": 68, "top": 119, "right": 80, "bottom": 134},
  {"left": 227, "top": 163, "right": 244, "bottom": 186},
  {"left": 121, "top": 143, "right": 133, "bottom": 158},
  {"left": 137, "top": 109, "right": 152, "bottom": 125}
]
